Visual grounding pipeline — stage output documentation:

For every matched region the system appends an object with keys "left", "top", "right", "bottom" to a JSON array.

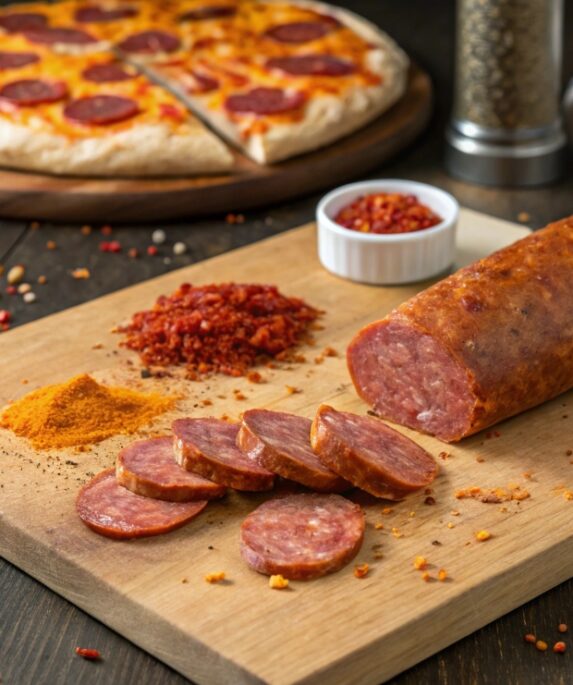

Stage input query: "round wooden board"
[{"left": 0, "top": 64, "right": 432, "bottom": 224}]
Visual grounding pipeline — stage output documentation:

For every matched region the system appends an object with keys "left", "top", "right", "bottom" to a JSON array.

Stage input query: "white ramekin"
[{"left": 316, "top": 179, "right": 459, "bottom": 284}]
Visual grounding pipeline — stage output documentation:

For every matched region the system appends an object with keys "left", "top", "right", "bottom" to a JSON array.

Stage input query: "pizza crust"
[{"left": 0, "top": 118, "right": 233, "bottom": 176}]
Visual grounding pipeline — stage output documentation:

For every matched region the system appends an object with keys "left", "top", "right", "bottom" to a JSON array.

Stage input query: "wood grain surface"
[
  {"left": 1, "top": 211, "right": 572, "bottom": 685},
  {"left": 0, "top": 65, "right": 431, "bottom": 224}
]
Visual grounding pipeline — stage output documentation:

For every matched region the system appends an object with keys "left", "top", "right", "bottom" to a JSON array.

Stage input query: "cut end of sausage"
[
  {"left": 311, "top": 404, "right": 437, "bottom": 497},
  {"left": 240, "top": 493, "right": 364, "bottom": 580},
  {"left": 76, "top": 468, "right": 207, "bottom": 539},
  {"left": 347, "top": 317, "right": 476, "bottom": 442}
]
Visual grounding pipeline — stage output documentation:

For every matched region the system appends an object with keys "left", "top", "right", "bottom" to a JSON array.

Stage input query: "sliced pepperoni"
[
  {"left": 172, "top": 418, "right": 275, "bottom": 491},
  {"left": 265, "top": 20, "right": 337, "bottom": 44},
  {"left": 311, "top": 405, "right": 438, "bottom": 498},
  {"left": 0, "top": 79, "right": 67, "bottom": 107},
  {"left": 179, "top": 5, "right": 237, "bottom": 21},
  {"left": 64, "top": 95, "right": 140, "bottom": 126},
  {"left": 116, "top": 437, "right": 226, "bottom": 502},
  {"left": 238, "top": 409, "right": 350, "bottom": 493},
  {"left": 0, "top": 51, "right": 40, "bottom": 70},
  {"left": 266, "top": 54, "right": 355, "bottom": 77},
  {"left": 225, "top": 87, "right": 305, "bottom": 115},
  {"left": 118, "top": 30, "right": 181, "bottom": 54},
  {"left": 240, "top": 493, "right": 364, "bottom": 579},
  {"left": 0, "top": 12, "right": 48, "bottom": 33},
  {"left": 23, "top": 27, "right": 98, "bottom": 45},
  {"left": 82, "top": 62, "right": 135, "bottom": 83},
  {"left": 75, "top": 6, "right": 138, "bottom": 23},
  {"left": 76, "top": 468, "right": 207, "bottom": 540}
]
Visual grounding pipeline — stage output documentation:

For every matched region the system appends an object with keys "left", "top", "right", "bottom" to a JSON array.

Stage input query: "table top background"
[{"left": 0, "top": 1, "right": 572, "bottom": 684}]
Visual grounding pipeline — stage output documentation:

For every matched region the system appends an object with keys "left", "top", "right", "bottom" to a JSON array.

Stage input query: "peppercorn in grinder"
[{"left": 446, "top": 0, "right": 567, "bottom": 186}]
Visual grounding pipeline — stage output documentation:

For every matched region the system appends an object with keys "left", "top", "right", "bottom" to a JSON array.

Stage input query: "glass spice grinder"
[{"left": 446, "top": 0, "right": 567, "bottom": 186}]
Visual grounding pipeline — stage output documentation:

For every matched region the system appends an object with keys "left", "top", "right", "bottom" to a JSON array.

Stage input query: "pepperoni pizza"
[{"left": 0, "top": 0, "right": 408, "bottom": 176}]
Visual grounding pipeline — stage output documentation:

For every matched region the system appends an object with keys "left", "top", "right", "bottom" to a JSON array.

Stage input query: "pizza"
[{"left": 0, "top": 0, "right": 409, "bottom": 176}]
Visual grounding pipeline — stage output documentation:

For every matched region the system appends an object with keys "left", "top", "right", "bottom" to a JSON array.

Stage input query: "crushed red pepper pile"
[
  {"left": 334, "top": 192, "right": 443, "bottom": 234},
  {"left": 117, "top": 282, "right": 322, "bottom": 378}
]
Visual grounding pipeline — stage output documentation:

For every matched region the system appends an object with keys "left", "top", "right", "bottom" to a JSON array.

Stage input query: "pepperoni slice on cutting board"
[
  {"left": 82, "top": 62, "right": 135, "bottom": 83},
  {"left": 117, "top": 436, "right": 227, "bottom": 502},
  {"left": 0, "top": 12, "right": 48, "bottom": 33},
  {"left": 186, "top": 70, "right": 219, "bottom": 94},
  {"left": 75, "top": 6, "right": 138, "bottom": 23},
  {"left": 240, "top": 493, "right": 365, "bottom": 579},
  {"left": 172, "top": 418, "right": 275, "bottom": 491},
  {"left": 266, "top": 54, "right": 355, "bottom": 76},
  {"left": 76, "top": 468, "right": 208, "bottom": 539},
  {"left": 0, "top": 78, "right": 67, "bottom": 107},
  {"left": 238, "top": 409, "right": 350, "bottom": 493},
  {"left": 179, "top": 5, "right": 237, "bottom": 21},
  {"left": 23, "top": 27, "right": 98, "bottom": 45},
  {"left": 0, "top": 51, "right": 40, "bottom": 70},
  {"left": 310, "top": 405, "right": 438, "bottom": 498},
  {"left": 118, "top": 30, "right": 181, "bottom": 54},
  {"left": 265, "top": 20, "right": 338, "bottom": 44},
  {"left": 64, "top": 95, "right": 140, "bottom": 126},
  {"left": 225, "top": 87, "right": 306, "bottom": 115}
]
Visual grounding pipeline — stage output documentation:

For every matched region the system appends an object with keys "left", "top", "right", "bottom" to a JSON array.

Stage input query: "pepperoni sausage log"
[
  {"left": 240, "top": 493, "right": 364, "bottom": 580},
  {"left": 311, "top": 405, "right": 437, "bottom": 498},
  {"left": 238, "top": 409, "right": 349, "bottom": 493},
  {"left": 348, "top": 217, "right": 573, "bottom": 442}
]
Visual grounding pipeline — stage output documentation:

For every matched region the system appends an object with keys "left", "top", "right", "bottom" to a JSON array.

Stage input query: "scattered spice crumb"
[
  {"left": 201, "top": 399, "right": 213, "bottom": 407},
  {"left": 71, "top": 268, "right": 90, "bottom": 280},
  {"left": 535, "top": 640, "right": 548, "bottom": 652},
  {"left": 314, "top": 355, "right": 324, "bottom": 364},
  {"left": 475, "top": 530, "right": 491, "bottom": 542},
  {"left": 269, "top": 574, "right": 289, "bottom": 589},
  {"left": 37, "top": 275, "right": 47, "bottom": 285},
  {"left": 517, "top": 211, "right": 530, "bottom": 223},
  {"left": 46, "top": 240, "right": 57, "bottom": 250},
  {"left": 374, "top": 522, "right": 384, "bottom": 530},
  {"left": 128, "top": 247, "right": 139, "bottom": 258},
  {"left": 30, "top": 221, "right": 40, "bottom": 230},
  {"left": 391, "top": 527, "right": 402, "bottom": 539},
  {"left": 322, "top": 346, "right": 338, "bottom": 357},
  {"left": 439, "top": 451, "right": 450, "bottom": 460},
  {"left": 438, "top": 569, "right": 448, "bottom": 582},
  {"left": 382, "top": 507, "right": 393, "bottom": 515},
  {"left": 431, "top": 540, "right": 442, "bottom": 546},
  {"left": 476, "top": 456, "right": 486, "bottom": 463},
  {"left": 450, "top": 510, "right": 461, "bottom": 517},
  {"left": 92, "top": 343, "right": 104, "bottom": 350},
  {"left": 424, "top": 496, "right": 436, "bottom": 505},
  {"left": 553, "top": 641, "right": 566, "bottom": 654},
  {"left": 204, "top": 571, "right": 226, "bottom": 584},
  {"left": 408, "top": 511, "right": 416, "bottom": 518},
  {"left": 81, "top": 225, "right": 92, "bottom": 235},
  {"left": 421, "top": 571, "right": 431, "bottom": 582},
  {"left": 566, "top": 450, "right": 572, "bottom": 457},
  {"left": 558, "top": 623, "right": 568, "bottom": 633},
  {"left": 285, "top": 385, "right": 302, "bottom": 394},
  {"left": 247, "top": 371, "right": 264, "bottom": 384},
  {"left": 447, "top": 522, "right": 455, "bottom": 529},
  {"left": 563, "top": 490, "right": 573, "bottom": 501},
  {"left": 354, "top": 563, "right": 369, "bottom": 578},
  {"left": 413, "top": 556, "right": 427, "bottom": 570},
  {"left": 524, "top": 633, "right": 537, "bottom": 644},
  {"left": 181, "top": 578, "right": 188, "bottom": 584},
  {"left": 455, "top": 485, "right": 530, "bottom": 503}
]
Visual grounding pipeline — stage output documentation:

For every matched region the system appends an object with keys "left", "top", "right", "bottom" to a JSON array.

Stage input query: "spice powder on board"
[{"left": 0, "top": 374, "right": 175, "bottom": 450}]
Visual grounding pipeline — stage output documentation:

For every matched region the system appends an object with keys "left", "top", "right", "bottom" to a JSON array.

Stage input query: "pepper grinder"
[{"left": 446, "top": 0, "right": 567, "bottom": 186}]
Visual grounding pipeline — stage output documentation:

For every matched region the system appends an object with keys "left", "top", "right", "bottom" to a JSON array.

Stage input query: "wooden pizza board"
[
  {"left": 0, "top": 64, "right": 431, "bottom": 224},
  {"left": 1, "top": 209, "right": 572, "bottom": 685}
]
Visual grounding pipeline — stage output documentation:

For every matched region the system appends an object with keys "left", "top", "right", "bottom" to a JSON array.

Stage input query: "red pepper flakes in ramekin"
[{"left": 334, "top": 192, "right": 442, "bottom": 234}]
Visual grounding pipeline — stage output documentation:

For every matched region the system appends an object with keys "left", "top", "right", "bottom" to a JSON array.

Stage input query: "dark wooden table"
[{"left": 1, "top": 1, "right": 572, "bottom": 684}]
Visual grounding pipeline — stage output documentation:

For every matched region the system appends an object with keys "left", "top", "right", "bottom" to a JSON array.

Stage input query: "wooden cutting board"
[
  {"left": 0, "top": 65, "right": 431, "bottom": 224},
  {"left": 1, "top": 209, "right": 572, "bottom": 685}
]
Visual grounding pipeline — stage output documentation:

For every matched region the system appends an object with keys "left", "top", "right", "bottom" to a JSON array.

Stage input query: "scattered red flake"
[
  {"left": 147, "top": 245, "right": 158, "bottom": 256},
  {"left": 246, "top": 371, "right": 264, "bottom": 383},
  {"left": 117, "top": 283, "right": 321, "bottom": 378},
  {"left": 75, "top": 647, "right": 101, "bottom": 660},
  {"left": 5, "top": 286, "right": 16, "bottom": 295},
  {"left": 0, "top": 310, "right": 10, "bottom": 324},
  {"left": 334, "top": 192, "right": 442, "bottom": 234}
]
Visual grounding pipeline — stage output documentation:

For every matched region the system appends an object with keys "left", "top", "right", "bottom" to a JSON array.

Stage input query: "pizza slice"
[
  {"left": 134, "top": 0, "right": 408, "bottom": 163},
  {"left": 0, "top": 37, "right": 233, "bottom": 176}
]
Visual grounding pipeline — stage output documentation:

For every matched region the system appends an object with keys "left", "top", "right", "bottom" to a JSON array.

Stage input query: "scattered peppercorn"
[{"left": 553, "top": 641, "right": 566, "bottom": 653}]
